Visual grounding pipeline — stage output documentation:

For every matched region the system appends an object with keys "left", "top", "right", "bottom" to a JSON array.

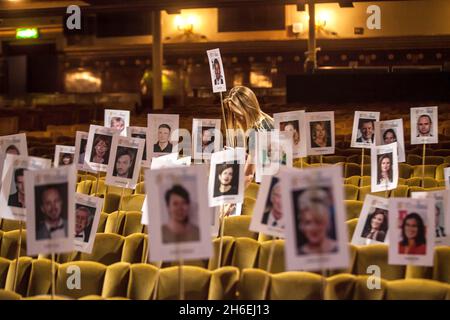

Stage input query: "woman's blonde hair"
[{"left": 223, "top": 86, "right": 273, "bottom": 132}]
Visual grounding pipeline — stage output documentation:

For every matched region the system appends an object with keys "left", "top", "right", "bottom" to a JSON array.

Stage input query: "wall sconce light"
[
  {"left": 167, "top": 14, "right": 206, "bottom": 42},
  {"left": 174, "top": 15, "right": 197, "bottom": 35},
  {"left": 316, "top": 10, "right": 331, "bottom": 28}
]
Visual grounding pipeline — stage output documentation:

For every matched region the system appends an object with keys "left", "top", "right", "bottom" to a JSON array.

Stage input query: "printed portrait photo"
[
  {"left": 207, "top": 48, "right": 226, "bottom": 93},
  {"left": 261, "top": 177, "right": 283, "bottom": 229},
  {"left": 78, "top": 138, "right": 88, "bottom": 165},
  {"left": 0, "top": 155, "right": 52, "bottom": 222},
  {"left": 58, "top": 153, "right": 74, "bottom": 166},
  {"left": 198, "top": 126, "right": 216, "bottom": 154},
  {"left": 74, "top": 203, "right": 96, "bottom": 243},
  {"left": 360, "top": 207, "right": 388, "bottom": 242},
  {"left": 4, "top": 144, "right": 21, "bottom": 155},
  {"left": 352, "top": 195, "right": 389, "bottom": 246},
  {"left": 8, "top": 168, "right": 27, "bottom": 208},
  {"left": 160, "top": 183, "right": 200, "bottom": 244},
  {"left": 292, "top": 187, "right": 338, "bottom": 255},
  {"left": 416, "top": 114, "right": 433, "bottom": 138},
  {"left": 131, "top": 132, "right": 147, "bottom": 161},
  {"left": 280, "top": 120, "right": 300, "bottom": 149},
  {"left": 389, "top": 198, "right": 434, "bottom": 266},
  {"left": 376, "top": 152, "right": 393, "bottom": 185},
  {"left": 104, "top": 109, "right": 130, "bottom": 137},
  {"left": 412, "top": 190, "right": 449, "bottom": 245},
  {"left": 112, "top": 146, "right": 138, "bottom": 179},
  {"left": 34, "top": 183, "right": 69, "bottom": 241},
  {"left": 309, "top": 121, "right": 332, "bottom": 148},
  {"left": 153, "top": 123, "right": 173, "bottom": 154},
  {"left": 375, "top": 119, "right": 406, "bottom": 163},
  {"left": 212, "top": 58, "right": 224, "bottom": 86},
  {"left": 397, "top": 212, "right": 427, "bottom": 255},
  {"left": 213, "top": 162, "right": 240, "bottom": 197},
  {"left": 110, "top": 116, "right": 125, "bottom": 132},
  {"left": 356, "top": 118, "right": 375, "bottom": 144},
  {"left": 381, "top": 128, "right": 398, "bottom": 145},
  {"left": 410, "top": 107, "right": 438, "bottom": 145},
  {"left": 90, "top": 133, "right": 113, "bottom": 165}
]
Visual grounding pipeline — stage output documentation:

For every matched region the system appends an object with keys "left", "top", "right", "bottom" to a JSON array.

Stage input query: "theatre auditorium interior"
[{"left": 0, "top": 0, "right": 449, "bottom": 302}]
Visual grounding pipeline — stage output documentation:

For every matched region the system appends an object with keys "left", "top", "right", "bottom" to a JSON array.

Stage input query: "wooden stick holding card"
[{"left": 12, "top": 220, "right": 23, "bottom": 292}]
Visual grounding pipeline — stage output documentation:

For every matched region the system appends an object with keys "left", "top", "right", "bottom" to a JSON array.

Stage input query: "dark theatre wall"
[{"left": 286, "top": 72, "right": 450, "bottom": 103}]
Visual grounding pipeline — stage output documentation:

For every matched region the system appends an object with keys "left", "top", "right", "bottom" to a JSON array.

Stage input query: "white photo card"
[
  {"left": 145, "top": 165, "right": 212, "bottom": 262},
  {"left": 104, "top": 109, "right": 130, "bottom": 136},
  {"left": 54, "top": 145, "right": 75, "bottom": 167},
  {"left": 25, "top": 165, "right": 76, "bottom": 256},
  {"left": 279, "top": 165, "right": 349, "bottom": 271},
  {"left": 208, "top": 147, "right": 245, "bottom": 207},
  {"left": 147, "top": 114, "right": 179, "bottom": 159},
  {"left": 74, "top": 193, "right": 103, "bottom": 253},
  {"left": 84, "top": 125, "right": 120, "bottom": 172},
  {"left": 375, "top": 119, "right": 406, "bottom": 163},
  {"left": 255, "top": 130, "right": 292, "bottom": 183},
  {"left": 105, "top": 135, "right": 145, "bottom": 189},
  {"left": 0, "top": 133, "right": 28, "bottom": 189},
  {"left": 127, "top": 126, "right": 150, "bottom": 167},
  {"left": 0, "top": 155, "right": 51, "bottom": 221},
  {"left": 73, "top": 131, "right": 92, "bottom": 171},
  {"left": 192, "top": 118, "right": 222, "bottom": 161},
  {"left": 250, "top": 174, "right": 284, "bottom": 238},
  {"left": 411, "top": 190, "right": 450, "bottom": 246},
  {"left": 206, "top": 48, "right": 226, "bottom": 93},
  {"left": 388, "top": 197, "right": 435, "bottom": 267},
  {"left": 410, "top": 106, "right": 438, "bottom": 145},
  {"left": 350, "top": 111, "right": 380, "bottom": 148},
  {"left": 274, "top": 110, "right": 307, "bottom": 158},
  {"left": 305, "top": 111, "right": 335, "bottom": 156},
  {"left": 351, "top": 195, "right": 389, "bottom": 245},
  {"left": 371, "top": 142, "right": 398, "bottom": 193}
]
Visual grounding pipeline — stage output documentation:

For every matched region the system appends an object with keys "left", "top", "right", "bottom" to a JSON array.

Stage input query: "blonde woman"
[
  {"left": 224, "top": 86, "right": 274, "bottom": 186},
  {"left": 220, "top": 86, "right": 273, "bottom": 216}
]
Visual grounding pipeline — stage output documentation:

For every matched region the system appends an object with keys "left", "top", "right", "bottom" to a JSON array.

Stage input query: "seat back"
[
  {"left": 79, "top": 233, "right": 124, "bottom": 265},
  {"left": 56, "top": 261, "right": 107, "bottom": 299},
  {"left": 157, "top": 266, "right": 211, "bottom": 300},
  {"left": 353, "top": 244, "right": 406, "bottom": 280},
  {"left": 223, "top": 216, "right": 258, "bottom": 239}
]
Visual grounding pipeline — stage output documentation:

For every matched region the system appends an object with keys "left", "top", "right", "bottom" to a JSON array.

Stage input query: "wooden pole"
[
  {"left": 306, "top": 0, "right": 317, "bottom": 72},
  {"left": 51, "top": 252, "right": 56, "bottom": 300},
  {"left": 217, "top": 207, "right": 226, "bottom": 269},
  {"left": 114, "top": 187, "right": 126, "bottom": 234},
  {"left": 178, "top": 258, "right": 185, "bottom": 300},
  {"left": 12, "top": 220, "right": 23, "bottom": 292},
  {"left": 360, "top": 148, "right": 365, "bottom": 188},
  {"left": 421, "top": 144, "right": 426, "bottom": 187},
  {"left": 95, "top": 171, "right": 100, "bottom": 196},
  {"left": 219, "top": 92, "right": 231, "bottom": 148},
  {"left": 152, "top": 10, "right": 163, "bottom": 110}
]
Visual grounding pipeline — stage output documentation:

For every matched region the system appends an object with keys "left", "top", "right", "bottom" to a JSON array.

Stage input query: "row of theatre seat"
[
  {"left": 0, "top": 260, "right": 449, "bottom": 300},
  {"left": 1, "top": 228, "right": 449, "bottom": 282},
  {"left": 1, "top": 173, "right": 449, "bottom": 300}
]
